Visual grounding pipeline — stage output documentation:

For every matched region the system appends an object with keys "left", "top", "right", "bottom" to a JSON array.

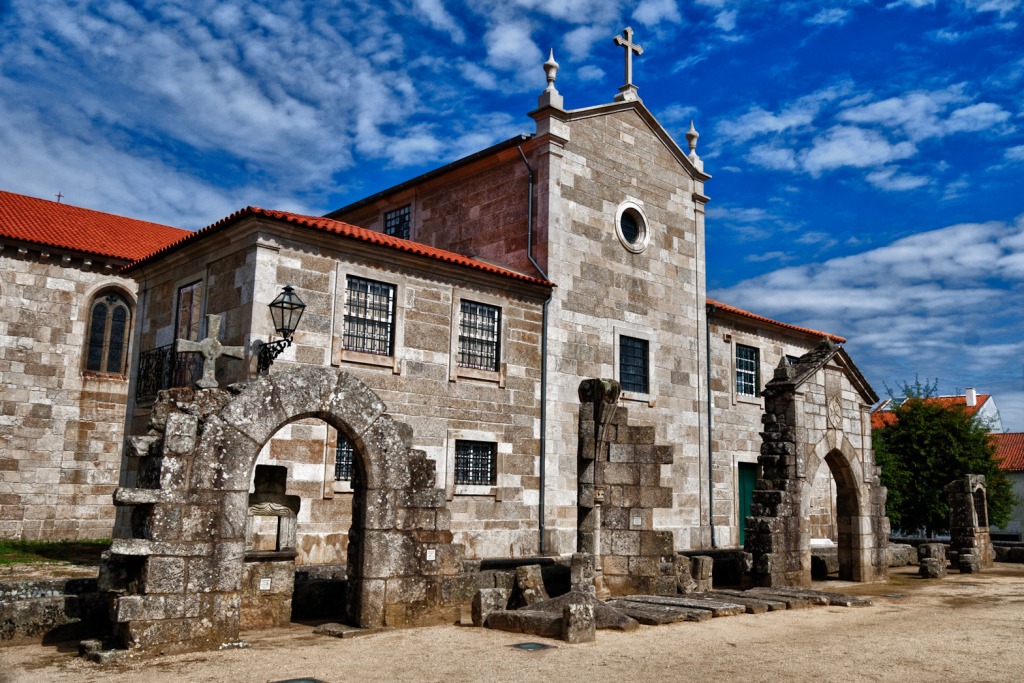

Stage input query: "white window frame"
[
  {"left": 449, "top": 289, "right": 507, "bottom": 387},
  {"left": 724, "top": 334, "right": 762, "bottom": 406},
  {"left": 332, "top": 263, "right": 404, "bottom": 374}
]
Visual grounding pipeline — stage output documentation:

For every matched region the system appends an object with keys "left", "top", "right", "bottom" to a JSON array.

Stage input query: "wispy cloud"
[
  {"left": 807, "top": 8, "right": 852, "bottom": 25},
  {"left": 714, "top": 217, "right": 1024, "bottom": 426}
]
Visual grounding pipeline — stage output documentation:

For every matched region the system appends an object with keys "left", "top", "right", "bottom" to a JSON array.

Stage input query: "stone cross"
[
  {"left": 175, "top": 314, "right": 245, "bottom": 389},
  {"left": 614, "top": 27, "right": 643, "bottom": 88}
]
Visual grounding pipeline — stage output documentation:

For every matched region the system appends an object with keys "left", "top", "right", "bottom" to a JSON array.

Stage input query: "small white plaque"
[
  {"left": 632, "top": 515, "right": 642, "bottom": 528},
  {"left": 425, "top": 548, "right": 437, "bottom": 561},
  {"left": 259, "top": 578, "right": 272, "bottom": 591}
]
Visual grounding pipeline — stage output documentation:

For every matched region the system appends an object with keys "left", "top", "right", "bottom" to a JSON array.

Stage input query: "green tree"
[{"left": 874, "top": 379, "right": 1015, "bottom": 534}]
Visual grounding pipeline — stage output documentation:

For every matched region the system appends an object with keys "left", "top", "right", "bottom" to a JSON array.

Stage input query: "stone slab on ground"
[
  {"left": 706, "top": 590, "right": 787, "bottom": 612},
  {"left": 484, "top": 609, "right": 561, "bottom": 638},
  {"left": 739, "top": 590, "right": 815, "bottom": 609},
  {"left": 312, "top": 623, "right": 379, "bottom": 639},
  {"left": 605, "top": 600, "right": 711, "bottom": 624},
  {"left": 617, "top": 595, "right": 746, "bottom": 617},
  {"left": 747, "top": 587, "right": 872, "bottom": 607},
  {"left": 691, "top": 592, "right": 769, "bottom": 614},
  {"left": 526, "top": 590, "right": 639, "bottom": 631}
]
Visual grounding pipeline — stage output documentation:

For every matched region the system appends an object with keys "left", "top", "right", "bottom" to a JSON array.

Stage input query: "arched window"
[{"left": 85, "top": 292, "right": 132, "bottom": 374}]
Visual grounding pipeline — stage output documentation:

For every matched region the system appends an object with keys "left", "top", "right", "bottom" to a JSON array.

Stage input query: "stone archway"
[
  {"left": 744, "top": 342, "right": 888, "bottom": 587},
  {"left": 101, "top": 366, "right": 466, "bottom": 654}
]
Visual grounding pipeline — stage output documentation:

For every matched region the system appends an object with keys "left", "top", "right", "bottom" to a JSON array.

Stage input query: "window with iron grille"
[
  {"left": 458, "top": 300, "right": 500, "bottom": 372},
  {"left": 454, "top": 440, "right": 496, "bottom": 485},
  {"left": 619, "top": 335, "right": 649, "bottom": 393},
  {"left": 384, "top": 205, "right": 411, "bottom": 240},
  {"left": 344, "top": 276, "right": 396, "bottom": 356},
  {"left": 736, "top": 344, "right": 760, "bottom": 397},
  {"left": 334, "top": 433, "right": 355, "bottom": 482}
]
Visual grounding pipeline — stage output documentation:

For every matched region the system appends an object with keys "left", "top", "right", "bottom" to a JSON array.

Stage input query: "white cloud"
[
  {"left": 840, "top": 87, "right": 1010, "bottom": 141},
  {"left": 747, "top": 145, "right": 799, "bottom": 170},
  {"left": 563, "top": 25, "right": 607, "bottom": 61},
  {"left": 413, "top": 0, "right": 466, "bottom": 43},
  {"left": 635, "top": 0, "right": 683, "bottom": 26},
  {"left": 714, "top": 9, "right": 738, "bottom": 32},
  {"left": 807, "top": 8, "right": 851, "bottom": 25},
  {"left": 485, "top": 21, "right": 542, "bottom": 71},
  {"left": 716, "top": 84, "right": 851, "bottom": 142},
  {"left": 866, "top": 167, "right": 931, "bottom": 191},
  {"left": 576, "top": 65, "right": 606, "bottom": 82},
  {"left": 713, "top": 218, "right": 1024, "bottom": 429},
  {"left": 802, "top": 126, "right": 917, "bottom": 173},
  {"left": 1006, "top": 145, "right": 1024, "bottom": 161}
]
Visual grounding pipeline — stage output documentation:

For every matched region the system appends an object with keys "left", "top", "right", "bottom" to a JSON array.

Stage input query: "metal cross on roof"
[
  {"left": 614, "top": 26, "right": 643, "bottom": 88},
  {"left": 175, "top": 314, "right": 245, "bottom": 389}
]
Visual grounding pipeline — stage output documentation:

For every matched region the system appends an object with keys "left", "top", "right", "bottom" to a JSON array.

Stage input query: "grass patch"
[{"left": 0, "top": 539, "right": 110, "bottom": 566}]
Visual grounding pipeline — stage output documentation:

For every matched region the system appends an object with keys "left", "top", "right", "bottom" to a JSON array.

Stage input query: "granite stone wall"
[
  {"left": 126, "top": 219, "right": 548, "bottom": 560},
  {"left": 1, "top": 245, "right": 136, "bottom": 540}
]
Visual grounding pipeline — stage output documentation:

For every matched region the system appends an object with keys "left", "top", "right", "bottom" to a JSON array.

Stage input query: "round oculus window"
[
  {"left": 620, "top": 210, "right": 640, "bottom": 243},
  {"left": 615, "top": 203, "right": 649, "bottom": 253}
]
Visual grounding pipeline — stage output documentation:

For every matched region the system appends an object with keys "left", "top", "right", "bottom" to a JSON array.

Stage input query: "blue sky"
[{"left": 1, "top": 1, "right": 1022, "bottom": 429}]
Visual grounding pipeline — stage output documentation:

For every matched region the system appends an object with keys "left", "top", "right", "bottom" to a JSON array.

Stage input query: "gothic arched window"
[{"left": 85, "top": 292, "right": 132, "bottom": 374}]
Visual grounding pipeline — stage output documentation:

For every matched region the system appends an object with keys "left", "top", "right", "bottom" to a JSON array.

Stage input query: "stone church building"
[
  {"left": 114, "top": 48, "right": 883, "bottom": 582},
  {"left": 3, "top": 42, "right": 887, "bottom": 620}
]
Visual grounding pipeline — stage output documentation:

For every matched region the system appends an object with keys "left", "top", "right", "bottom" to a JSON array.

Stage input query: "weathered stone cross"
[
  {"left": 175, "top": 314, "right": 245, "bottom": 389},
  {"left": 614, "top": 26, "right": 643, "bottom": 88}
]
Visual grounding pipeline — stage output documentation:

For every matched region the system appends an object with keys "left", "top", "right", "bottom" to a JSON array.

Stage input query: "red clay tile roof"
[
  {"left": 0, "top": 190, "right": 188, "bottom": 261},
  {"left": 707, "top": 298, "right": 846, "bottom": 344},
  {"left": 126, "top": 206, "right": 555, "bottom": 287},
  {"left": 871, "top": 410, "right": 897, "bottom": 430},
  {"left": 993, "top": 432, "right": 1024, "bottom": 472},
  {"left": 871, "top": 395, "right": 993, "bottom": 430}
]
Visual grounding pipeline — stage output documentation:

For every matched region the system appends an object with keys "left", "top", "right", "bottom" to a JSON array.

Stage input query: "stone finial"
[
  {"left": 773, "top": 355, "right": 795, "bottom": 381},
  {"left": 538, "top": 49, "right": 564, "bottom": 109},
  {"left": 544, "top": 49, "right": 559, "bottom": 91},
  {"left": 686, "top": 120, "right": 700, "bottom": 158}
]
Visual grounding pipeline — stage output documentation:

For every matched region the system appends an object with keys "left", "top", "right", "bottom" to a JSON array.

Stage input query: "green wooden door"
[{"left": 738, "top": 463, "right": 758, "bottom": 546}]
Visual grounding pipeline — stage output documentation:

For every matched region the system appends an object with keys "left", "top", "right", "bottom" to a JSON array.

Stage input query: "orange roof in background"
[
  {"left": 0, "top": 190, "right": 188, "bottom": 261},
  {"left": 871, "top": 411, "right": 897, "bottom": 430},
  {"left": 126, "top": 206, "right": 555, "bottom": 287},
  {"left": 871, "top": 394, "right": 993, "bottom": 430},
  {"left": 707, "top": 298, "right": 846, "bottom": 344},
  {"left": 993, "top": 432, "right": 1024, "bottom": 472}
]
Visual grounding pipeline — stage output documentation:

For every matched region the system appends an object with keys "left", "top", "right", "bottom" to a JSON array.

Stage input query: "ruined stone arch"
[
  {"left": 744, "top": 341, "right": 888, "bottom": 587},
  {"left": 104, "top": 366, "right": 465, "bottom": 653}
]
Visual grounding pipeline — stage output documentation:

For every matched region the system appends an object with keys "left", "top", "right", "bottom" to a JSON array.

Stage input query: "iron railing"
[{"left": 135, "top": 344, "right": 203, "bottom": 400}]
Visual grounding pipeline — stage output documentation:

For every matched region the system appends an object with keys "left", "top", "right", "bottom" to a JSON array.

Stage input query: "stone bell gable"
[{"left": 746, "top": 340, "right": 888, "bottom": 587}]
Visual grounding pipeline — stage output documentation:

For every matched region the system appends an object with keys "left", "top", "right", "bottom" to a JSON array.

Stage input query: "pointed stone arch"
[{"left": 102, "top": 366, "right": 466, "bottom": 654}]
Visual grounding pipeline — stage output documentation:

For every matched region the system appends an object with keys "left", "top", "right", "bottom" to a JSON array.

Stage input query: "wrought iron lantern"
[{"left": 256, "top": 285, "right": 306, "bottom": 373}]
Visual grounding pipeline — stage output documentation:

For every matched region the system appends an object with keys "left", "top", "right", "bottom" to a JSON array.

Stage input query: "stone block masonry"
[
  {"left": 0, "top": 245, "right": 137, "bottom": 540},
  {"left": 103, "top": 367, "right": 473, "bottom": 654}
]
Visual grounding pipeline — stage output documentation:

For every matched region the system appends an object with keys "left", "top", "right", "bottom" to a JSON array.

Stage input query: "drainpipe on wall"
[
  {"left": 518, "top": 143, "right": 552, "bottom": 556},
  {"left": 706, "top": 302, "right": 717, "bottom": 548}
]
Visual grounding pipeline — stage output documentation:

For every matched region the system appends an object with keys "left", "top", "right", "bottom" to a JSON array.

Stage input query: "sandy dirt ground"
[{"left": 3, "top": 564, "right": 1024, "bottom": 683}]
